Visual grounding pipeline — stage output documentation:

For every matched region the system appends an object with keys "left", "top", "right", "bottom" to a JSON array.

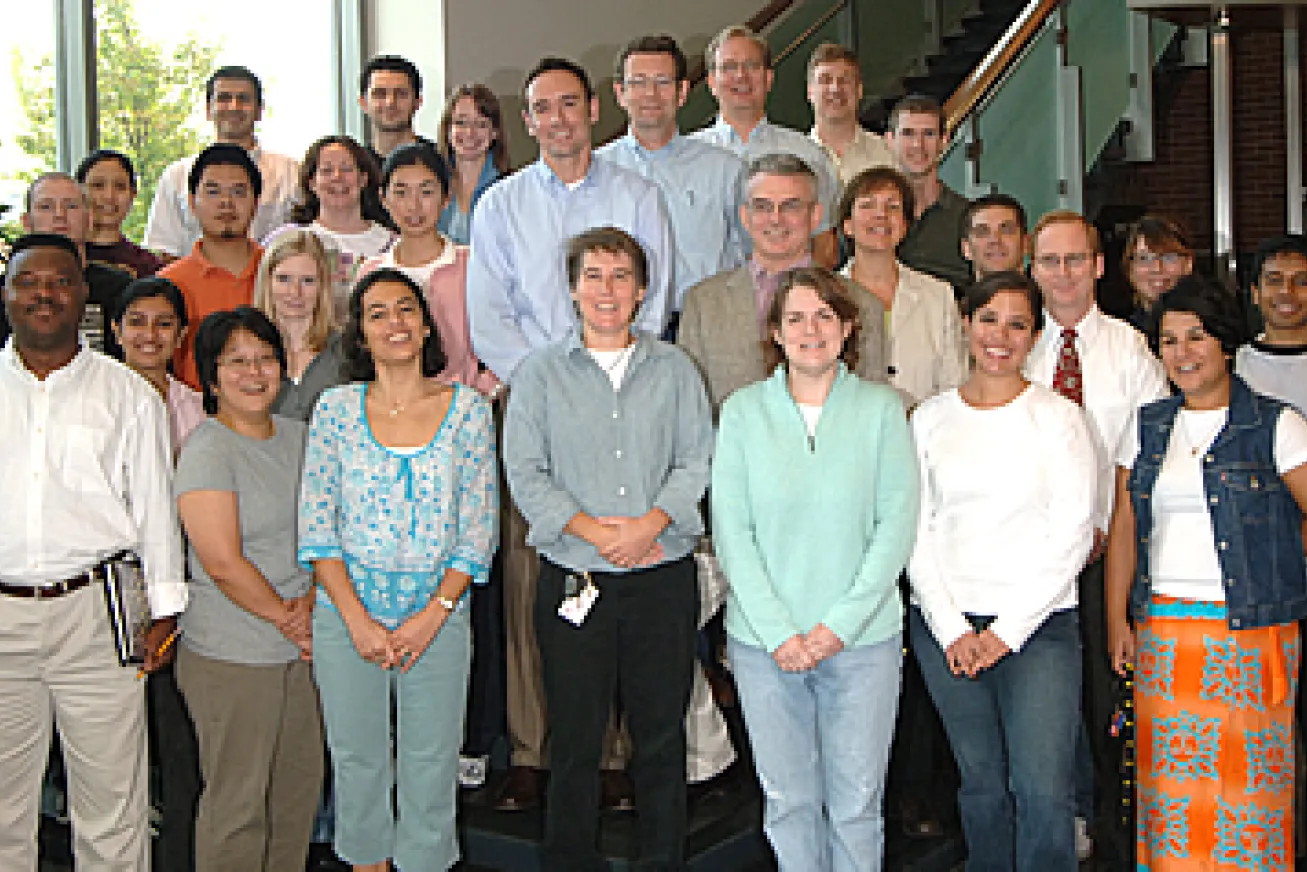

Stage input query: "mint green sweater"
[{"left": 711, "top": 365, "right": 919, "bottom": 652}]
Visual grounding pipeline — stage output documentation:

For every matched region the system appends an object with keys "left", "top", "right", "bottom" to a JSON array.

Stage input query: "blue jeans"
[
  {"left": 729, "top": 635, "right": 902, "bottom": 872},
  {"left": 313, "top": 602, "right": 470, "bottom": 872},
  {"left": 910, "top": 607, "right": 1081, "bottom": 872}
]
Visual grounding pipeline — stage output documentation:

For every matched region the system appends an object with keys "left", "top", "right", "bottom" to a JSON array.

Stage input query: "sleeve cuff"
[
  {"left": 147, "top": 581, "right": 188, "bottom": 620},
  {"left": 298, "top": 544, "right": 343, "bottom": 573}
]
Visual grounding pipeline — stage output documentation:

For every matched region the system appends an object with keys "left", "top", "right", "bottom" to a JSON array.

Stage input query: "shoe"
[
  {"left": 899, "top": 797, "right": 944, "bottom": 839},
  {"left": 600, "top": 769, "right": 636, "bottom": 812},
  {"left": 1075, "top": 816, "right": 1093, "bottom": 861},
  {"left": 493, "top": 766, "right": 541, "bottom": 812},
  {"left": 459, "top": 754, "right": 489, "bottom": 789}
]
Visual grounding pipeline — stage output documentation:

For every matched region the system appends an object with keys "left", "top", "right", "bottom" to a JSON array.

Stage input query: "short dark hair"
[
  {"left": 615, "top": 35, "right": 688, "bottom": 83},
  {"left": 889, "top": 94, "right": 945, "bottom": 136},
  {"left": 1151, "top": 274, "right": 1247, "bottom": 365},
  {"left": 7, "top": 233, "right": 82, "bottom": 272},
  {"left": 290, "top": 135, "right": 385, "bottom": 225},
  {"left": 836, "top": 166, "right": 915, "bottom": 229},
  {"left": 75, "top": 149, "right": 138, "bottom": 191},
  {"left": 961, "top": 193, "right": 1028, "bottom": 237},
  {"left": 438, "top": 84, "right": 510, "bottom": 175},
  {"left": 113, "top": 276, "right": 188, "bottom": 328},
  {"left": 566, "top": 227, "right": 649, "bottom": 291},
  {"left": 188, "top": 143, "right": 263, "bottom": 200},
  {"left": 806, "top": 42, "right": 859, "bottom": 83},
  {"left": 523, "top": 57, "right": 595, "bottom": 104},
  {"left": 1251, "top": 235, "right": 1307, "bottom": 287},
  {"left": 193, "top": 306, "right": 286, "bottom": 415},
  {"left": 764, "top": 267, "right": 861, "bottom": 372},
  {"left": 380, "top": 142, "right": 450, "bottom": 198},
  {"left": 963, "top": 271, "right": 1045, "bottom": 334},
  {"left": 342, "top": 268, "right": 446, "bottom": 381},
  {"left": 360, "top": 55, "right": 422, "bottom": 98},
  {"left": 205, "top": 65, "right": 263, "bottom": 107}
]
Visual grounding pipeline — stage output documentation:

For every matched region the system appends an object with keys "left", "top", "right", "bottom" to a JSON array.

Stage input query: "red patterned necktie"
[{"left": 1052, "top": 328, "right": 1084, "bottom": 406}]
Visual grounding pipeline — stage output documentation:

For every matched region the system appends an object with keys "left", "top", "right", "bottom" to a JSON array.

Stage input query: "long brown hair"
[
  {"left": 437, "top": 84, "right": 510, "bottom": 175},
  {"left": 764, "top": 267, "right": 861, "bottom": 372}
]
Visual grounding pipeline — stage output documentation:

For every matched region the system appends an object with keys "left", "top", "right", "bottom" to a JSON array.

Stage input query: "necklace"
[{"left": 1178, "top": 410, "right": 1226, "bottom": 457}]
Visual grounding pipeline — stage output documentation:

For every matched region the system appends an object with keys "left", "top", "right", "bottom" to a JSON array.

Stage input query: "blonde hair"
[
  {"left": 1031, "top": 209, "right": 1102, "bottom": 256},
  {"left": 254, "top": 230, "right": 335, "bottom": 352}
]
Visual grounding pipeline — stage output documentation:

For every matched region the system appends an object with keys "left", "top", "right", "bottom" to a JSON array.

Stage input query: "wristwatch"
[{"left": 434, "top": 594, "right": 457, "bottom": 613}]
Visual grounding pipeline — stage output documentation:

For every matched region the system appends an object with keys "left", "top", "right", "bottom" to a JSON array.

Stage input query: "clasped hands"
[
  {"left": 273, "top": 593, "right": 315, "bottom": 661},
  {"left": 346, "top": 605, "right": 449, "bottom": 673},
  {"left": 944, "top": 628, "right": 1011, "bottom": 678},
  {"left": 593, "top": 514, "right": 665, "bottom": 570},
  {"left": 773, "top": 624, "right": 845, "bottom": 672}
]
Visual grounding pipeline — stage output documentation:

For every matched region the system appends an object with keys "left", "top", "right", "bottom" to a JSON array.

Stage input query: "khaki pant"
[
  {"left": 0, "top": 583, "right": 149, "bottom": 872},
  {"left": 175, "top": 646, "right": 323, "bottom": 872}
]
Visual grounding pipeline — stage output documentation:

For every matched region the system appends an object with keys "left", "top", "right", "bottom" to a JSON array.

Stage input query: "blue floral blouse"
[{"left": 298, "top": 382, "right": 498, "bottom": 627}]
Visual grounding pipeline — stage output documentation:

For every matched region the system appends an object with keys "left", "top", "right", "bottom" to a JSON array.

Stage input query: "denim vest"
[{"left": 1127, "top": 375, "right": 1307, "bottom": 629}]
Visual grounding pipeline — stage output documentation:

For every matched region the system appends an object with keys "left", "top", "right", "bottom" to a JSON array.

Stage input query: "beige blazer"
[
  {"left": 677, "top": 265, "right": 888, "bottom": 417},
  {"left": 842, "top": 262, "right": 968, "bottom": 408}
]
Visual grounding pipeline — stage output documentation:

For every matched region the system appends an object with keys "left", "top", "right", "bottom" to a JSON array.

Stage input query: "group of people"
[{"left": 3, "top": 20, "right": 1307, "bottom": 872}]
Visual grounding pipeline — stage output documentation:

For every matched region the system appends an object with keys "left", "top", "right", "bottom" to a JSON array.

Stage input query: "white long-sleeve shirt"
[
  {"left": 908, "top": 384, "right": 1096, "bottom": 652},
  {"left": 0, "top": 342, "right": 186, "bottom": 617}
]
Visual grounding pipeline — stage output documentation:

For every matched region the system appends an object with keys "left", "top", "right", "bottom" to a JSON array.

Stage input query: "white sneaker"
[
  {"left": 1075, "top": 816, "right": 1093, "bottom": 861},
  {"left": 458, "top": 754, "right": 489, "bottom": 789}
]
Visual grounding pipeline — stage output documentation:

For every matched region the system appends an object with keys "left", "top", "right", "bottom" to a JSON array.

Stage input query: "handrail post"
[
  {"left": 1124, "top": 11, "right": 1155, "bottom": 162},
  {"left": 1286, "top": 5, "right": 1304, "bottom": 234},
  {"left": 1053, "top": 4, "right": 1084, "bottom": 212},
  {"left": 1211, "top": 8, "right": 1236, "bottom": 283}
]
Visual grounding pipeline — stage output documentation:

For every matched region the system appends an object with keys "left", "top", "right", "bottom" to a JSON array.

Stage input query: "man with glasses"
[
  {"left": 598, "top": 34, "right": 747, "bottom": 335},
  {"left": 1026, "top": 209, "right": 1165, "bottom": 867},
  {"left": 679, "top": 153, "right": 886, "bottom": 416},
  {"left": 145, "top": 66, "right": 298, "bottom": 261},
  {"left": 961, "top": 193, "right": 1030, "bottom": 282},
  {"left": 692, "top": 25, "right": 841, "bottom": 268},
  {"left": 159, "top": 143, "right": 263, "bottom": 389}
]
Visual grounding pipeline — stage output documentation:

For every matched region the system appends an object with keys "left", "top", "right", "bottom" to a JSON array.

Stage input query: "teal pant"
[{"left": 313, "top": 602, "right": 471, "bottom": 872}]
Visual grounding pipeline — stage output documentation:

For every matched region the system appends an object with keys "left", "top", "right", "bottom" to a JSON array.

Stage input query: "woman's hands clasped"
[{"left": 344, "top": 604, "right": 450, "bottom": 673}]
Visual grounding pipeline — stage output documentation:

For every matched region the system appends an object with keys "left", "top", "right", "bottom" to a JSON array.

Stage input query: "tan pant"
[
  {"left": 0, "top": 583, "right": 150, "bottom": 872},
  {"left": 175, "top": 646, "right": 324, "bottom": 872}
]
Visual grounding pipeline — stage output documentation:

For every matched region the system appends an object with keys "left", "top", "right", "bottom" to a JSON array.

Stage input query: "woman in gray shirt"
[
  {"left": 173, "top": 306, "right": 323, "bottom": 872},
  {"left": 504, "top": 227, "right": 713, "bottom": 871}
]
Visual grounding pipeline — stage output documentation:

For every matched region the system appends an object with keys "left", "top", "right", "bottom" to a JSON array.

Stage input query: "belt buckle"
[{"left": 32, "top": 583, "right": 53, "bottom": 601}]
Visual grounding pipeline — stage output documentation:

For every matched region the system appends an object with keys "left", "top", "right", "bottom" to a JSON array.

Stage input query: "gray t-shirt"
[{"left": 174, "top": 416, "right": 311, "bottom": 664}]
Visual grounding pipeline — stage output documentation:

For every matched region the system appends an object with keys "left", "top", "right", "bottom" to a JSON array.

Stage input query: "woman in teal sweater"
[{"left": 711, "top": 266, "right": 919, "bottom": 872}]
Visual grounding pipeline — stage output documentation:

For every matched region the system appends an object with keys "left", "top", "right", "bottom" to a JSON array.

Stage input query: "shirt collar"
[
  {"left": 189, "top": 239, "right": 263, "bottom": 280},
  {"left": 749, "top": 254, "right": 813, "bottom": 285},
  {"left": 1041, "top": 303, "right": 1103, "bottom": 346},
  {"left": 619, "top": 132, "right": 686, "bottom": 160},
  {"left": 713, "top": 114, "right": 768, "bottom": 144},
  {"left": 531, "top": 153, "right": 604, "bottom": 190},
  {"left": 1, "top": 338, "right": 90, "bottom": 383}
]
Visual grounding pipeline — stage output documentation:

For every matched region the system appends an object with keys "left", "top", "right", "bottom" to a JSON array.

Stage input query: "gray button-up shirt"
[{"left": 504, "top": 330, "right": 713, "bottom": 573}]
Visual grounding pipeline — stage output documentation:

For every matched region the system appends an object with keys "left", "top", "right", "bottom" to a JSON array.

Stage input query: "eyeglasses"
[
  {"left": 714, "top": 60, "right": 764, "bottom": 76},
  {"left": 746, "top": 197, "right": 812, "bottom": 218},
  {"left": 1260, "top": 271, "right": 1307, "bottom": 291},
  {"left": 1033, "top": 252, "right": 1094, "bottom": 271},
  {"left": 218, "top": 354, "right": 280, "bottom": 371},
  {"left": 622, "top": 76, "right": 677, "bottom": 92},
  {"left": 1130, "top": 251, "right": 1188, "bottom": 269}
]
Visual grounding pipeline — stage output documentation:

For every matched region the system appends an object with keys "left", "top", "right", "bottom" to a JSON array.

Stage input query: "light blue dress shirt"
[
  {"left": 690, "top": 116, "right": 841, "bottom": 234},
  {"left": 596, "top": 133, "right": 747, "bottom": 310},
  {"left": 466, "top": 157, "right": 672, "bottom": 383}
]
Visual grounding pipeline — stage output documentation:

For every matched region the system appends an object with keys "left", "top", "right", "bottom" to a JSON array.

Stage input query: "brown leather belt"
[{"left": 0, "top": 563, "right": 108, "bottom": 600}]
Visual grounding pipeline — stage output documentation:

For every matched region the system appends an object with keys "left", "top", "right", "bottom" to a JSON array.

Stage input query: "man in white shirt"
[
  {"left": 691, "top": 25, "right": 841, "bottom": 268},
  {"left": 1026, "top": 210, "right": 1167, "bottom": 866},
  {"left": 144, "top": 65, "right": 299, "bottom": 261},
  {"left": 1235, "top": 235, "right": 1307, "bottom": 414},
  {"left": 806, "top": 42, "right": 897, "bottom": 186},
  {"left": 0, "top": 234, "right": 186, "bottom": 871}
]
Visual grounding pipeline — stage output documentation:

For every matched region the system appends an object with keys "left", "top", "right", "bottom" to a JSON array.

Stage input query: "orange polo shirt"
[{"left": 161, "top": 240, "right": 262, "bottom": 389}]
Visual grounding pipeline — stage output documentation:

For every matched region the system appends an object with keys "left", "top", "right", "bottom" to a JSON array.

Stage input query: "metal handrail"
[
  {"left": 942, "top": 0, "right": 1062, "bottom": 135},
  {"left": 773, "top": 0, "right": 849, "bottom": 67}
]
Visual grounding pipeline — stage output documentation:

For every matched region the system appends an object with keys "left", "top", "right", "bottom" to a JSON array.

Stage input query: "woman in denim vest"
[{"left": 1106, "top": 275, "right": 1307, "bottom": 871}]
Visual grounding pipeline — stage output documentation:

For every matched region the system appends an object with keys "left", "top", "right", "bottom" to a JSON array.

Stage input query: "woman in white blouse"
[
  {"left": 909, "top": 271, "right": 1096, "bottom": 871},
  {"left": 840, "top": 166, "right": 967, "bottom": 409}
]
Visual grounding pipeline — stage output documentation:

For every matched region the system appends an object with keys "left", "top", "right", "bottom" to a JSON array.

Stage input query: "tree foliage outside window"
[{"left": 10, "top": 0, "right": 220, "bottom": 243}]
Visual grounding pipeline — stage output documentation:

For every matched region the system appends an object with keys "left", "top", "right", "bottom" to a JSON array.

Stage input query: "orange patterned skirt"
[{"left": 1134, "top": 594, "right": 1300, "bottom": 871}]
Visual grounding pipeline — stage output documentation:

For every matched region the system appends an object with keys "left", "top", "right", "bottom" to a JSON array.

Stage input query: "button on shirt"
[
  {"left": 1024, "top": 304, "right": 1168, "bottom": 531},
  {"left": 503, "top": 331, "right": 713, "bottom": 573},
  {"left": 467, "top": 158, "right": 673, "bottom": 383},
  {"left": 692, "top": 116, "right": 841, "bottom": 234},
  {"left": 144, "top": 144, "right": 300, "bottom": 258},
  {"left": 596, "top": 134, "right": 747, "bottom": 309},
  {"left": 809, "top": 126, "right": 899, "bottom": 186},
  {"left": 0, "top": 343, "right": 186, "bottom": 617}
]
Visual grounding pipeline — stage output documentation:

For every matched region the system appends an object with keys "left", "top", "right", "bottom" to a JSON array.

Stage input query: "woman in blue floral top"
[{"left": 298, "top": 267, "right": 497, "bottom": 872}]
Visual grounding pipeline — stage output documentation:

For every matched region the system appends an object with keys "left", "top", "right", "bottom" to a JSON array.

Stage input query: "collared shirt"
[
  {"left": 166, "top": 375, "right": 206, "bottom": 454},
  {"left": 809, "top": 125, "right": 899, "bottom": 186},
  {"left": 597, "top": 133, "right": 747, "bottom": 308},
  {"left": 160, "top": 240, "right": 263, "bottom": 389},
  {"left": 691, "top": 116, "right": 841, "bottom": 234},
  {"left": 897, "top": 183, "right": 971, "bottom": 290},
  {"left": 0, "top": 343, "right": 186, "bottom": 617},
  {"left": 144, "top": 143, "right": 300, "bottom": 258},
  {"left": 1025, "top": 304, "right": 1168, "bottom": 531},
  {"left": 466, "top": 157, "right": 672, "bottom": 383},
  {"left": 749, "top": 255, "right": 813, "bottom": 332},
  {"left": 503, "top": 330, "right": 713, "bottom": 573}
]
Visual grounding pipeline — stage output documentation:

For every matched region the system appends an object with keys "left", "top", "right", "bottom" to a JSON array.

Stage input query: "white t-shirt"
[
  {"left": 1117, "top": 404, "right": 1307, "bottom": 601},
  {"left": 588, "top": 344, "right": 636, "bottom": 390},
  {"left": 1235, "top": 340, "right": 1307, "bottom": 416},
  {"left": 797, "top": 403, "right": 822, "bottom": 440}
]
